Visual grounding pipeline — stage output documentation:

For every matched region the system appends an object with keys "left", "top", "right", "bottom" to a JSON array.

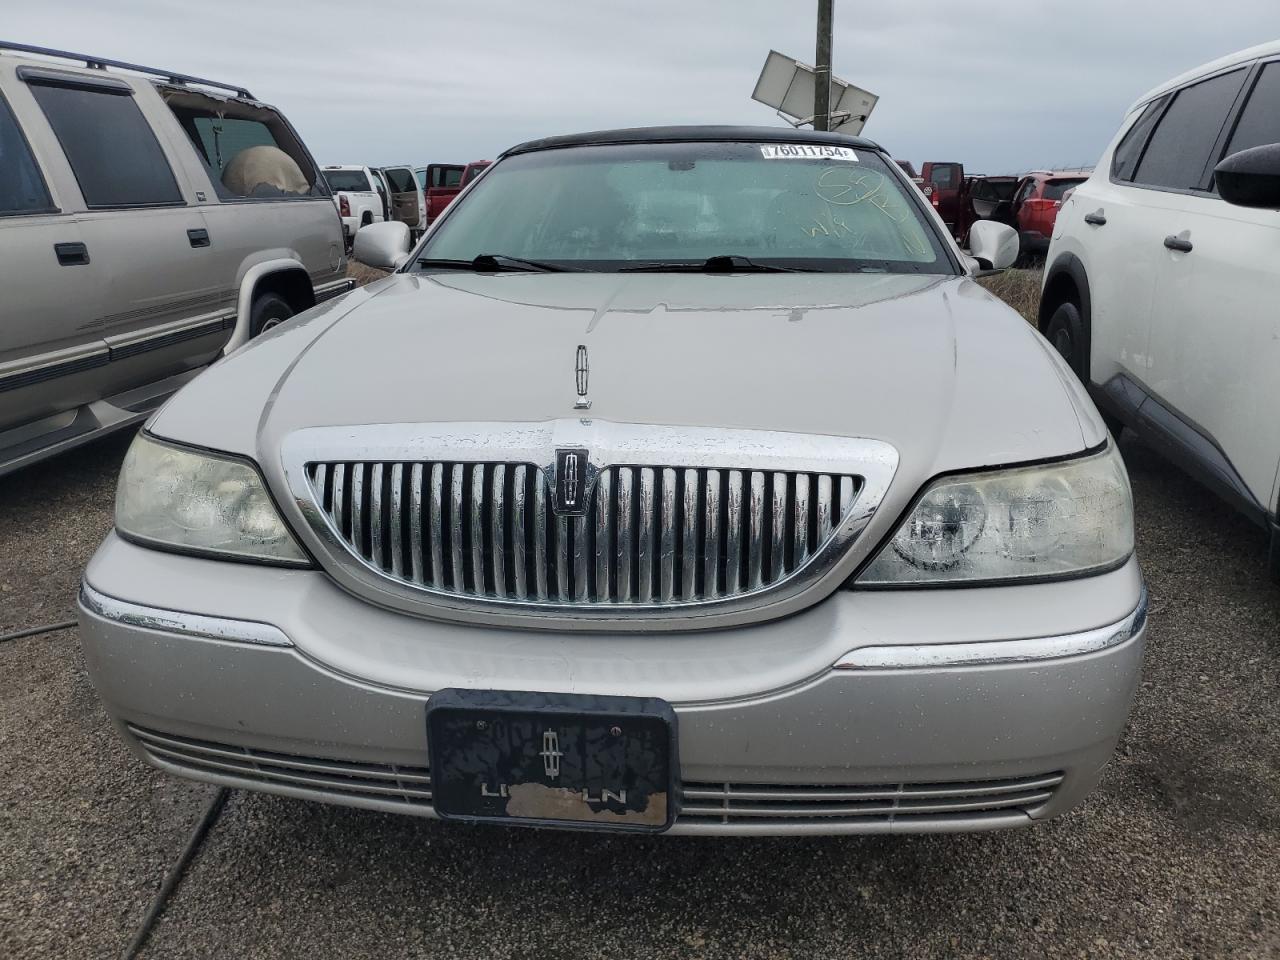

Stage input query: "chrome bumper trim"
[
  {"left": 79, "top": 581, "right": 293, "bottom": 648},
  {"left": 835, "top": 587, "right": 1147, "bottom": 670}
]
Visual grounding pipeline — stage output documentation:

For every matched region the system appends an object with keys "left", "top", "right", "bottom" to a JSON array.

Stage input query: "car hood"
[{"left": 152, "top": 270, "right": 1102, "bottom": 489}]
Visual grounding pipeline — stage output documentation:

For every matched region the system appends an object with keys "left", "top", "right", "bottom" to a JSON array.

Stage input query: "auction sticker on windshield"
[{"left": 759, "top": 144, "right": 858, "bottom": 161}]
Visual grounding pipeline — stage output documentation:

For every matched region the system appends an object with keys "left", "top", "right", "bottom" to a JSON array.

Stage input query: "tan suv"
[{"left": 0, "top": 42, "right": 351, "bottom": 475}]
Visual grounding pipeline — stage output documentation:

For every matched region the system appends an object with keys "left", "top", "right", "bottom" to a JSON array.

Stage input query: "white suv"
[{"left": 1041, "top": 41, "right": 1280, "bottom": 575}]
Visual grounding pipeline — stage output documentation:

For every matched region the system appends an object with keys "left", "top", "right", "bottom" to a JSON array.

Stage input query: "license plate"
[{"left": 427, "top": 689, "right": 678, "bottom": 832}]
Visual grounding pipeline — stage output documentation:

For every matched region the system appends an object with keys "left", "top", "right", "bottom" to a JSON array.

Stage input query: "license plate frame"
[{"left": 426, "top": 689, "right": 679, "bottom": 833}]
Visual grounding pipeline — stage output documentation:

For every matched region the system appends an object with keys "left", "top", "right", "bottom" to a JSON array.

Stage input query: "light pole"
[{"left": 814, "top": 0, "right": 833, "bottom": 131}]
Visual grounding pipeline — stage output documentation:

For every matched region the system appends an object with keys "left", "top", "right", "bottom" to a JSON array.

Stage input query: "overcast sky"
[{"left": 8, "top": 2, "right": 1279, "bottom": 172}]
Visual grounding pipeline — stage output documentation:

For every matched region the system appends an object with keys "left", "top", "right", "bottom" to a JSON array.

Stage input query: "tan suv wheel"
[{"left": 250, "top": 293, "right": 294, "bottom": 338}]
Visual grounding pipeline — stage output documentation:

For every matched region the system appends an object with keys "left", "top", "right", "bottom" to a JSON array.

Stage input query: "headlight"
[
  {"left": 115, "top": 433, "right": 309, "bottom": 565},
  {"left": 857, "top": 444, "right": 1132, "bottom": 586}
]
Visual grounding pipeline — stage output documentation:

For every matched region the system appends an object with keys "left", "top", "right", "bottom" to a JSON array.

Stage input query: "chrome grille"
[
  {"left": 679, "top": 772, "right": 1064, "bottom": 825},
  {"left": 305, "top": 461, "right": 862, "bottom": 605}
]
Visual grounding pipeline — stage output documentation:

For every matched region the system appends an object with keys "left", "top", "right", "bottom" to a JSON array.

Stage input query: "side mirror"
[
  {"left": 1215, "top": 143, "right": 1280, "bottom": 208},
  {"left": 967, "top": 219, "right": 1019, "bottom": 272},
  {"left": 352, "top": 221, "right": 412, "bottom": 271}
]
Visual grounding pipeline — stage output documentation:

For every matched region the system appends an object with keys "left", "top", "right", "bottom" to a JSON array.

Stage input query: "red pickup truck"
[
  {"left": 919, "top": 161, "right": 966, "bottom": 236},
  {"left": 416, "top": 163, "right": 464, "bottom": 224},
  {"left": 416, "top": 160, "right": 491, "bottom": 224}
]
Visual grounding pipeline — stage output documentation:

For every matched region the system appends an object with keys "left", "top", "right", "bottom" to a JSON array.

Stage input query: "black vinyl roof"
[{"left": 504, "top": 125, "right": 882, "bottom": 157}]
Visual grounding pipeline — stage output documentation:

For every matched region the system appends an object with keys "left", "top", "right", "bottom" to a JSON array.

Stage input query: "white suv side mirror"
[
  {"left": 1215, "top": 143, "right": 1280, "bottom": 209},
  {"left": 352, "top": 221, "right": 412, "bottom": 271},
  {"left": 967, "top": 220, "right": 1020, "bottom": 272}
]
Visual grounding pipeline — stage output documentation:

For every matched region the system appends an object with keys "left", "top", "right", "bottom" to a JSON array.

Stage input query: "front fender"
[{"left": 1038, "top": 251, "right": 1091, "bottom": 331}]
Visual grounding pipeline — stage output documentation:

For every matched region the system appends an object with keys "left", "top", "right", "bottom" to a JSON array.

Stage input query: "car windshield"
[
  {"left": 1044, "top": 178, "right": 1087, "bottom": 201},
  {"left": 323, "top": 170, "right": 371, "bottom": 192},
  {"left": 419, "top": 141, "right": 952, "bottom": 273}
]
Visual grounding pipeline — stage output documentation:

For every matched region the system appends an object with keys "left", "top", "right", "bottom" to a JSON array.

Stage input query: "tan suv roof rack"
[{"left": 0, "top": 40, "right": 253, "bottom": 99}]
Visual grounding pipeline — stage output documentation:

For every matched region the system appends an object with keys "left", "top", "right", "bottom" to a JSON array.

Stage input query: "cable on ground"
[
  {"left": 121, "top": 787, "right": 231, "bottom": 960},
  {"left": 0, "top": 619, "right": 77, "bottom": 644}
]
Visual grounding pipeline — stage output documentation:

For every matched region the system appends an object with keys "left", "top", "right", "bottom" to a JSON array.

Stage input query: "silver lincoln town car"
[{"left": 78, "top": 127, "right": 1145, "bottom": 835}]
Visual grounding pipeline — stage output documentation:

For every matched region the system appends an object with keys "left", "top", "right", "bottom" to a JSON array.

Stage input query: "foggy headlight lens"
[
  {"left": 115, "top": 433, "right": 308, "bottom": 565},
  {"left": 890, "top": 481, "right": 987, "bottom": 569},
  {"left": 858, "top": 444, "right": 1132, "bottom": 585}
]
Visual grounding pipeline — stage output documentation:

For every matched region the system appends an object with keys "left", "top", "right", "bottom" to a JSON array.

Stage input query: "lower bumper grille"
[
  {"left": 678, "top": 774, "right": 1063, "bottom": 826},
  {"left": 129, "top": 726, "right": 433, "bottom": 808},
  {"left": 132, "top": 726, "right": 1060, "bottom": 829}
]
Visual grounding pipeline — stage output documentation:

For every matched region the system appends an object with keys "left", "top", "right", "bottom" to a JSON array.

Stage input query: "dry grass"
[
  {"left": 346, "top": 261, "right": 390, "bottom": 287},
  {"left": 977, "top": 267, "right": 1042, "bottom": 325}
]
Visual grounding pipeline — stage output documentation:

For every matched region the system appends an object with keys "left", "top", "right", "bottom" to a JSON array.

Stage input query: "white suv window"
[
  {"left": 1223, "top": 62, "right": 1280, "bottom": 158},
  {"left": 1110, "top": 97, "right": 1167, "bottom": 182},
  {"left": 0, "top": 93, "right": 54, "bottom": 216},
  {"left": 1131, "top": 69, "right": 1247, "bottom": 192}
]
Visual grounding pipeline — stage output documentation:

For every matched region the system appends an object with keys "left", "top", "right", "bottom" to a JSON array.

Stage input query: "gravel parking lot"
[{"left": 3, "top": 425, "right": 1279, "bottom": 959}]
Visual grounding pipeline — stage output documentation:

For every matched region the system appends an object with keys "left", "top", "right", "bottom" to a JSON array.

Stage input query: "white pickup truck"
[{"left": 321, "top": 165, "right": 383, "bottom": 245}]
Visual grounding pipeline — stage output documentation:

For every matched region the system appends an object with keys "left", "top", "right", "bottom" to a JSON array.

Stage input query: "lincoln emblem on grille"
[
  {"left": 554, "top": 447, "right": 589, "bottom": 514},
  {"left": 574, "top": 344, "right": 591, "bottom": 410},
  {"left": 540, "top": 729, "right": 562, "bottom": 779}
]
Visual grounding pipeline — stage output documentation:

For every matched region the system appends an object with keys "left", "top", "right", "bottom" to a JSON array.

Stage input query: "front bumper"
[{"left": 78, "top": 534, "right": 1146, "bottom": 835}]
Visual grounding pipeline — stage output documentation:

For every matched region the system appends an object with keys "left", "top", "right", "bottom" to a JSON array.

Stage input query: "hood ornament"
[{"left": 574, "top": 344, "right": 591, "bottom": 410}]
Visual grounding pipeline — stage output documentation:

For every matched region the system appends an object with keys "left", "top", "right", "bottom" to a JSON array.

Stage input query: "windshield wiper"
[
  {"left": 416, "top": 253, "right": 583, "bottom": 273},
  {"left": 618, "top": 255, "right": 815, "bottom": 273}
]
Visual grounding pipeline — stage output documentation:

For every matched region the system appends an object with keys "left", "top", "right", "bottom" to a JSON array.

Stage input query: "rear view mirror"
[
  {"left": 1215, "top": 143, "right": 1280, "bottom": 208},
  {"left": 967, "top": 220, "right": 1019, "bottom": 272},
  {"left": 352, "top": 221, "right": 412, "bottom": 271}
]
